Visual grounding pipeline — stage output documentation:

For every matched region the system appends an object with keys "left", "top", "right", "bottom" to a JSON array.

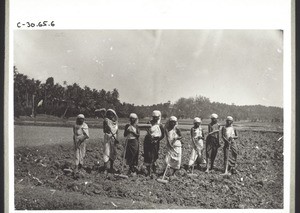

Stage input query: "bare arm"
[
  {"left": 201, "top": 129, "right": 205, "bottom": 140},
  {"left": 207, "top": 129, "right": 220, "bottom": 136},
  {"left": 190, "top": 128, "right": 195, "bottom": 140},
  {"left": 176, "top": 127, "right": 182, "bottom": 140},
  {"left": 217, "top": 124, "right": 220, "bottom": 141},
  {"left": 208, "top": 124, "right": 212, "bottom": 133},
  {"left": 136, "top": 127, "right": 140, "bottom": 139},
  {"left": 190, "top": 128, "right": 197, "bottom": 148},
  {"left": 233, "top": 129, "right": 238, "bottom": 139},
  {"left": 222, "top": 127, "right": 229, "bottom": 143},
  {"left": 158, "top": 124, "right": 165, "bottom": 141},
  {"left": 164, "top": 129, "right": 170, "bottom": 144},
  {"left": 115, "top": 129, "right": 118, "bottom": 140},
  {"left": 82, "top": 125, "right": 89, "bottom": 140},
  {"left": 103, "top": 120, "right": 108, "bottom": 133},
  {"left": 207, "top": 124, "right": 219, "bottom": 136},
  {"left": 124, "top": 124, "right": 130, "bottom": 137}
]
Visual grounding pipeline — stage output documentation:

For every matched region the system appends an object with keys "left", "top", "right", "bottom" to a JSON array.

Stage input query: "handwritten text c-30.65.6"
[{"left": 17, "top": 21, "right": 55, "bottom": 29}]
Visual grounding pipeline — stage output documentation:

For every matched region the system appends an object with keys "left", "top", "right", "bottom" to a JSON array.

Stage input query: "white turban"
[
  {"left": 152, "top": 110, "right": 161, "bottom": 117},
  {"left": 194, "top": 117, "right": 202, "bottom": 123},
  {"left": 169, "top": 116, "right": 178, "bottom": 122},
  {"left": 210, "top": 113, "right": 218, "bottom": 119},
  {"left": 77, "top": 114, "right": 85, "bottom": 119},
  {"left": 129, "top": 113, "right": 138, "bottom": 119},
  {"left": 226, "top": 116, "right": 233, "bottom": 121}
]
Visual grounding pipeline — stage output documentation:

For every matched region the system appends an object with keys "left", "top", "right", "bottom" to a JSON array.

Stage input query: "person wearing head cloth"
[
  {"left": 164, "top": 116, "right": 183, "bottom": 176},
  {"left": 221, "top": 116, "right": 239, "bottom": 175},
  {"left": 73, "top": 114, "right": 89, "bottom": 173},
  {"left": 187, "top": 117, "right": 206, "bottom": 172},
  {"left": 205, "top": 113, "right": 221, "bottom": 173},
  {"left": 123, "top": 113, "right": 140, "bottom": 175},
  {"left": 143, "top": 110, "right": 165, "bottom": 176},
  {"left": 103, "top": 109, "right": 119, "bottom": 174}
]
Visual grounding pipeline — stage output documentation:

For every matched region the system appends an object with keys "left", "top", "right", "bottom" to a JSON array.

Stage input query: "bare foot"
[{"left": 205, "top": 168, "right": 210, "bottom": 173}]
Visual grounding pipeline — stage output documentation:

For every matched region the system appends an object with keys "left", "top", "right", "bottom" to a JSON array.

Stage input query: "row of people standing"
[{"left": 72, "top": 109, "right": 238, "bottom": 176}]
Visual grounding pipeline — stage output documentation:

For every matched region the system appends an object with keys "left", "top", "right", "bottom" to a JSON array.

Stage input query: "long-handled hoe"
[
  {"left": 157, "top": 165, "right": 169, "bottom": 184},
  {"left": 114, "top": 139, "right": 129, "bottom": 179},
  {"left": 187, "top": 163, "right": 198, "bottom": 177}
]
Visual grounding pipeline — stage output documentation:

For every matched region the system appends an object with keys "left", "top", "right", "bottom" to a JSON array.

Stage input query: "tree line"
[{"left": 14, "top": 66, "right": 283, "bottom": 122}]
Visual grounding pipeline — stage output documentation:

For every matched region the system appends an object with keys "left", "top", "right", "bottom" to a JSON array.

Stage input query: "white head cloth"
[
  {"left": 226, "top": 116, "right": 233, "bottom": 121},
  {"left": 165, "top": 115, "right": 178, "bottom": 130},
  {"left": 169, "top": 116, "right": 178, "bottom": 122},
  {"left": 77, "top": 114, "right": 85, "bottom": 119},
  {"left": 152, "top": 110, "right": 161, "bottom": 124},
  {"left": 194, "top": 117, "right": 202, "bottom": 123},
  {"left": 105, "top": 109, "right": 118, "bottom": 121},
  {"left": 129, "top": 113, "right": 138, "bottom": 119},
  {"left": 210, "top": 113, "right": 218, "bottom": 119},
  {"left": 152, "top": 110, "right": 161, "bottom": 117}
]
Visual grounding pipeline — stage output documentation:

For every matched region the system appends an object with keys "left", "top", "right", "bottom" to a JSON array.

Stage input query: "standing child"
[
  {"left": 188, "top": 117, "right": 206, "bottom": 172},
  {"left": 73, "top": 114, "right": 89, "bottom": 173},
  {"left": 143, "top": 110, "right": 164, "bottom": 176},
  {"left": 124, "top": 113, "right": 140, "bottom": 175},
  {"left": 222, "top": 116, "right": 238, "bottom": 175},
  {"left": 164, "top": 116, "right": 183, "bottom": 176},
  {"left": 205, "top": 113, "right": 220, "bottom": 173},
  {"left": 103, "top": 109, "right": 118, "bottom": 174}
]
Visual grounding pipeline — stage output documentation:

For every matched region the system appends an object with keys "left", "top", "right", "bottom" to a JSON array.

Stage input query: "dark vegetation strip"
[{"left": 14, "top": 68, "right": 283, "bottom": 121}]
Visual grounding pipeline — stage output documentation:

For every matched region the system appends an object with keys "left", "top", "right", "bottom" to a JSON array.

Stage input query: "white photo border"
[{"left": 7, "top": 0, "right": 293, "bottom": 213}]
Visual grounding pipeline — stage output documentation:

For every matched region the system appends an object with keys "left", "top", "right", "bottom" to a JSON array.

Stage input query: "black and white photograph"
[
  {"left": 12, "top": 30, "right": 284, "bottom": 210},
  {"left": 6, "top": 0, "right": 294, "bottom": 212}
]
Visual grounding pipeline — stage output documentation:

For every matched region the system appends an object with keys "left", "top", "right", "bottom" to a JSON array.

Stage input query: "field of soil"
[{"left": 14, "top": 125, "right": 284, "bottom": 210}]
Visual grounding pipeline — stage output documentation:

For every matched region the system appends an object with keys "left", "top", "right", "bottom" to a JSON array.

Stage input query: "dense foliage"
[{"left": 14, "top": 66, "right": 283, "bottom": 121}]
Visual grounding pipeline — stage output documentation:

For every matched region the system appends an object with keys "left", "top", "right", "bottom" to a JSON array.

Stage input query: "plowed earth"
[{"left": 15, "top": 129, "right": 283, "bottom": 210}]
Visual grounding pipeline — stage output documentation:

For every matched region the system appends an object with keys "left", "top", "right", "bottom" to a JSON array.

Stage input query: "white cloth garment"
[{"left": 188, "top": 126, "right": 205, "bottom": 166}]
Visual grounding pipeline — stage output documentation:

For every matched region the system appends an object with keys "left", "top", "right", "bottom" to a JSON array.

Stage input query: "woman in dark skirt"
[
  {"left": 221, "top": 116, "right": 238, "bottom": 175},
  {"left": 143, "top": 110, "right": 165, "bottom": 176},
  {"left": 205, "top": 113, "right": 220, "bottom": 173},
  {"left": 124, "top": 113, "right": 140, "bottom": 175}
]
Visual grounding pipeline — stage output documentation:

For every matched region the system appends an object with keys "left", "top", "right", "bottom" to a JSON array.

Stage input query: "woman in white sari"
[
  {"left": 164, "top": 116, "right": 182, "bottom": 176},
  {"left": 73, "top": 114, "right": 89, "bottom": 173},
  {"left": 103, "top": 109, "right": 118, "bottom": 174},
  {"left": 188, "top": 117, "right": 206, "bottom": 172}
]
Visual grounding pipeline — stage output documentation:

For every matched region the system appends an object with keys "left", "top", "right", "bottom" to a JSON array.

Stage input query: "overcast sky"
[{"left": 14, "top": 30, "right": 283, "bottom": 107}]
